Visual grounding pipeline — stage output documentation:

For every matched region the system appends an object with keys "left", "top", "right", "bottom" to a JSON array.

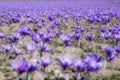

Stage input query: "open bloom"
[
  {"left": 18, "top": 26, "right": 32, "bottom": 35},
  {"left": 10, "top": 58, "right": 29, "bottom": 74},
  {"left": 58, "top": 54, "right": 74, "bottom": 70},
  {"left": 42, "top": 33, "right": 53, "bottom": 42},
  {"left": 9, "top": 33, "right": 21, "bottom": 43},
  {"left": 85, "top": 53, "right": 103, "bottom": 72},
  {"left": 39, "top": 56, "right": 52, "bottom": 68}
]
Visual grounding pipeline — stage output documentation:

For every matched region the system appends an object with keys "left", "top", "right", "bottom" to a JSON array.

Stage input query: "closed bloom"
[
  {"left": 39, "top": 56, "right": 52, "bottom": 68},
  {"left": 115, "top": 34, "right": 120, "bottom": 42},
  {"left": 104, "top": 45, "right": 117, "bottom": 61},
  {"left": 100, "top": 26, "right": 106, "bottom": 33},
  {"left": 28, "top": 63, "right": 39, "bottom": 72},
  {"left": 58, "top": 54, "right": 74, "bottom": 70},
  {"left": 114, "top": 45, "right": 120, "bottom": 53},
  {"left": 26, "top": 42, "right": 36, "bottom": 53},
  {"left": 10, "top": 58, "right": 29, "bottom": 74},
  {"left": 86, "top": 33, "right": 95, "bottom": 41},
  {"left": 74, "top": 33, "right": 81, "bottom": 40}
]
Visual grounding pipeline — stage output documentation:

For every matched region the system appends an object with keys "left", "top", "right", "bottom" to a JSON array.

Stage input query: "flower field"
[{"left": 0, "top": 1, "right": 120, "bottom": 80}]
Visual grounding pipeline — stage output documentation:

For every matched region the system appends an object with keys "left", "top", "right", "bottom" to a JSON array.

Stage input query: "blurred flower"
[
  {"left": 74, "top": 33, "right": 81, "bottom": 40},
  {"left": 58, "top": 54, "right": 74, "bottom": 70},
  {"left": 101, "top": 33, "right": 112, "bottom": 40},
  {"left": 18, "top": 26, "right": 32, "bottom": 35},
  {"left": 61, "top": 35, "right": 72, "bottom": 46},
  {"left": 115, "top": 34, "right": 120, "bottom": 42},
  {"left": 39, "top": 56, "right": 52, "bottom": 68},
  {"left": 42, "top": 33, "right": 53, "bottom": 42},
  {"left": 31, "top": 33, "right": 41, "bottom": 43},
  {"left": 100, "top": 26, "right": 106, "bottom": 33},
  {"left": 26, "top": 42, "right": 36, "bottom": 53},
  {"left": 0, "top": 32, "right": 7, "bottom": 39},
  {"left": 74, "top": 58, "right": 87, "bottom": 71},
  {"left": 104, "top": 45, "right": 117, "bottom": 61},
  {"left": 10, "top": 58, "right": 29, "bottom": 74},
  {"left": 4, "top": 44, "right": 12, "bottom": 52},
  {"left": 9, "top": 33, "right": 21, "bottom": 43},
  {"left": 114, "top": 45, "right": 120, "bottom": 53},
  {"left": 85, "top": 53, "right": 103, "bottom": 72},
  {"left": 28, "top": 63, "right": 39, "bottom": 72},
  {"left": 13, "top": 47, "right": 22, "bottom": 56},
  {"left": 86, "top": 33, "right": 95, "bottom": 41},
  {"left": 39, "top": 41, "right": 52, "bottom": 52},
  {"left": 56, "top": 30, "right": 63, "bottom": 37}
]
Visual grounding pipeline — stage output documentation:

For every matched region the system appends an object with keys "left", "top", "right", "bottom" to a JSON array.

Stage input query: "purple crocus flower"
[
  {"left": 85, "top": 53, "right": 103, "bottom": 72},
  {"left": 115, "top": 34, "right": 120, "bottom": 42},
  {"left": 74, "top": 58, "right": 86, "bottom": 71},
  {"left": 61, "top": 36, "right": 72, "bottom": 46},
  {"left": 18, "top": 26, "right": 32, "bottom": 35},
  {"left": 114, "top": 45, "right": 120, "bottom": 53},
  {"left": 100, "top": 26, "right": 106, "bottom": 33},
  {"left": 0, "top": 32, "right": 6, "bottom": 39},
  {"left": 28, "top": 63, "right": 39, "bottom": 72},
  {"left": 101, "top": 33, "right": 112, "bottom": 40},
  {"left": 86, "top": 33, "right": 95, "bottom": 41},
  {"left": 10, "top": 58, "right": 29, "bottom": 74},
  {"left": 74, "top": 33, "right": 81, "bottom": 40},
  {"left": 37, "top": 23, "right": 44, "bottom": 28},
  {"left": 58, "top": 54, "right": 74, "bottom": 70},
  {"left": 75, "top": 26, "right": 86, "bottom": 33},
  {"left": 42, "top": 33, "right": 53, "bottom": 42},
  {"left": 13, "top": 47, "right": 22, "bottom": 56},
  {"left": 104, "top": 45, "right": 117, "bottom": 61},
  {"left": 26, "top": 42, "right": 36, "bottom": 53},
  {"left": 46, "top": 27, "right": 53, "bottom": 33},
  {"left": 56, "top": 30, "right": 64, "bottom": 37},
  {"left": 9, "top": 33, "right": 21, "bottom": 43},
  {"left": 39, "top": 56, "right": 52, "bottom": 68},
  {"left": 31, "top": 33, "right": 41, "bottom": 43},
  {"left": 39, "top": 41, "right": 52, "bottom": 52},
  {"left": 4, "top": 44, "right": 12, "bottom": 52}
]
